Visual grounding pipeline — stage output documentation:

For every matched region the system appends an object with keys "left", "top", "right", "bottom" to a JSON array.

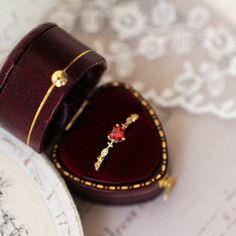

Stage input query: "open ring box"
[{"left": 0, "top": 23, "right": 174, "bottom": 204}]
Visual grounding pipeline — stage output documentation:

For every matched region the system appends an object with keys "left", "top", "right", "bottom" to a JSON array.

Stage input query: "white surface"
[
  {"left": 0, "top": 127, "right": 84, "bottom": 235},
  {"left": 1, "top": 0, "right": 236, "bottom": 236},
  {"left": 202, "top": 0, "right": 236, "bottom": 25},
  {"left": 0, "top": 152, "right": 56, "bottom": 235}
]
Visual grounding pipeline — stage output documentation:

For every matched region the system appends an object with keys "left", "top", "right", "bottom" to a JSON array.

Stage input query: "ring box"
[{"left": 0, "top": 23, "right": 173, "bottom": 204}]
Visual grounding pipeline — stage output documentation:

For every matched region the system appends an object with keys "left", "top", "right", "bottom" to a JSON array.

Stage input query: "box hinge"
[{"left": 158, "top": 174, "right": 176, "bottom": 202}]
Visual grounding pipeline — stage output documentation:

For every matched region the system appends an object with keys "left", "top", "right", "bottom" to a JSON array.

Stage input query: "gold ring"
[{"left": 94, "top": 113, "right": 139, "bottom": 171}]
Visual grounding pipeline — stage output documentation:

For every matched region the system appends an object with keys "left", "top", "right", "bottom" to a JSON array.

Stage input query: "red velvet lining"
[{"left": 57, "top": 85, "right": 163, "bottom": 185}]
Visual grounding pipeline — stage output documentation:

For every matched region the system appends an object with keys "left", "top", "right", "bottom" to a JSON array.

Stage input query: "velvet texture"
[
  {"left": 0, "top": 23, "right": 106, "bottom": 151},
  {"left": 58, "top": 84, "right": 163, "bottom": 185},
  {"left": 0, "top": 23, "right": 168, "bottom": 204}
]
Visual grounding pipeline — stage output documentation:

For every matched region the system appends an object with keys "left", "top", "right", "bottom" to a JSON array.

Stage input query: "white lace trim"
[{"left": 26, "top": 1, "right": 236, "bottom": 119}]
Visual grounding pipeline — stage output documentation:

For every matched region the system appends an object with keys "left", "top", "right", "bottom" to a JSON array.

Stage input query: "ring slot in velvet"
[{"left": 0, "top": 23, "right": 106, "bottom": 152}]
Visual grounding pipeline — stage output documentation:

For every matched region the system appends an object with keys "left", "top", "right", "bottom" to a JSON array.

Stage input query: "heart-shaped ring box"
[{"left": 0, "top": 23, "right": 174, "bottom": 204}]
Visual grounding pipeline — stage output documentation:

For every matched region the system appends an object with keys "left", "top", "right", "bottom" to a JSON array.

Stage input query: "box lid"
[{"left": 0, "top": 23, "right": 106, "bottom": 152}]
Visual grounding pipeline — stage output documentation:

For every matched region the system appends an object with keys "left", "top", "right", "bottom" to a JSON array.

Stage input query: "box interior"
[{"left": 54, "top": 83, "right": 164, "bottom": 185}]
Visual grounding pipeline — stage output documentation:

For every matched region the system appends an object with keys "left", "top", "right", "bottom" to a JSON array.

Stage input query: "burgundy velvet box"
[{"left": 0, "top": 23, "right": 174, "bottom": 204}]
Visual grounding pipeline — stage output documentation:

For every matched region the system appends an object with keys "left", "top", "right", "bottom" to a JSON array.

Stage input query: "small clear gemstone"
[
  {"left": 126, "top": 117, "right": 132, "bottom": 124},
  {"left": 101, "top": 148, "right": 108, "bottom": 157}
]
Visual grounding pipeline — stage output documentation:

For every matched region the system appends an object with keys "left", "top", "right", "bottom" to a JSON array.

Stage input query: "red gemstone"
[{"left": 108, "top": 124, "right": 125, "bottom": 142}]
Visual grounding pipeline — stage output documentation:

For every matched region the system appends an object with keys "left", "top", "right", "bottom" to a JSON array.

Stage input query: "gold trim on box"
[
  {"left": 51, "top": 82, "right": 173, "bottom": 195},
  {"left": 26, "top": 49, "right": 92, "bottom": 146}
]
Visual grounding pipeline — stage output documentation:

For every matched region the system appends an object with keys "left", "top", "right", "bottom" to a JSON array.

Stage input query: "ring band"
[{"left": 94, "top": 113, "right": 139, "bottom": 171}]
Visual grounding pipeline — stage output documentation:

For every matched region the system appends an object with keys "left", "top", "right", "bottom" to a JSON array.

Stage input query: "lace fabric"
[{"left": 43, "top": 0, "right": 236, "bottom": 119}]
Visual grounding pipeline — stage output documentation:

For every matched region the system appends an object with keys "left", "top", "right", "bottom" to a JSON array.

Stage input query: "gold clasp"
[
  {"left": 51, "top": 70, "right": 68, "bottom": 87},
  {"left": 158, "top": 174, "right": 176, "bottom": 202}
]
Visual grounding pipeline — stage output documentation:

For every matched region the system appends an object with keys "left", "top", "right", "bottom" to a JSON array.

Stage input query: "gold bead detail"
[{"left": 51, "top": 70, "right": 68, "bottom": 87}]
